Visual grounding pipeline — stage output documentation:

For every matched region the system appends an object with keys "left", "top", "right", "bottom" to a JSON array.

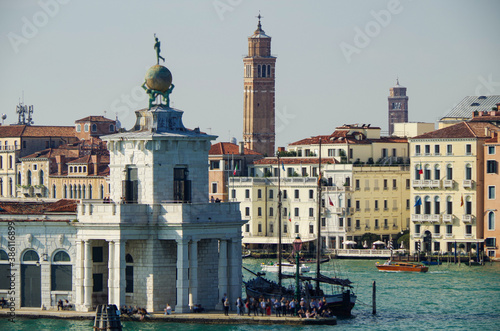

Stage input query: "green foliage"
[
  {"left": 277, "top": 150, "right": 297, "bottom": 157},
  {"left": 264, "top": 170, "right": 272, "bottom": 177}
]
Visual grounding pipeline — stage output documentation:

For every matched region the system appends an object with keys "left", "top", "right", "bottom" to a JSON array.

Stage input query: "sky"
[{"left": 1, "top": 0, "right": 499, "bottom": 148}]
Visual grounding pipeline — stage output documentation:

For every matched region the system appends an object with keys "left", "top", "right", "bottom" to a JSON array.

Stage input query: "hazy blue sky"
[{"left": 1, "top": 0, "right": 499, "bottom": 148}]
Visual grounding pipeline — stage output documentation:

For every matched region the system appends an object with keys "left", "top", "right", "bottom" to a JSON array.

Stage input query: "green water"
[{"left": 1, "top": 259, "right": 500, "bottom": 330}]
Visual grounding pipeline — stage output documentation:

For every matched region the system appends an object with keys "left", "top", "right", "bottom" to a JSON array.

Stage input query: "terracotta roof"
[
  {"left": 21, "top": 147, "right": 80, "bottom": 160},
  {"left": 252, "top": 157, "right": 338, "bottom": 165},
  {"left": 0, "top": 125, "right": 76, "bottom": 138},
  {"left": 412, "top": 122, "right": 500, "bottom": 139},
  {"left": 209, "top": 142, "right": 262, "bottom": 155},
  {"left": 67, "top": 155, "right": 92, "bottom": 164},
  {"left": 75, "top": 116, "right": 115, "bottom": 123},
  {"left": 0, "top": 199, "right": 77, "bottom": 215},
  {"left": 289, "top": 133, "right": 405, "bottom": 146}
]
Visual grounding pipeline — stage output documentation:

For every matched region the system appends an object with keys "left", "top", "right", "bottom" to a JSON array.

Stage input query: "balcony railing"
[
  {"left": 442, "top": 214, "right": 453, "bottom": 223},
  {"left": 412, "top": 214, "right": 440, "bottom": 223},
  {"left": 443, "top": 180, "right": 453, "bottom": 188},
  {"left": 463, "top": 180, "right": 473, "bottom": 188},
  {"left": 462, "top": 215, "right": 474, "bottom": 223},
  {"left": 432, "top": 233, "right": 442, "bottom": 239}
]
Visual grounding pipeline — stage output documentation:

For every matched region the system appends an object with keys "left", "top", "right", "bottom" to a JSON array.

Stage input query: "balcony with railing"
[
  {"left": 432, "top": 233, "right": 442, "bottom": 239},
  {"left": 443, "top": 180, "right": 453, "bottom": 188},
  {"left": 462, "top": 215, "right": 474, "bottom": 223},
  {"left": 463, "top": 180, "right": 473, "bottom": 188},
  {"left": 442, "top": 214, "right": 453, "bottom": 223},
  {"left": 412, "top": 214, "right": 440, "bottom": 223}
]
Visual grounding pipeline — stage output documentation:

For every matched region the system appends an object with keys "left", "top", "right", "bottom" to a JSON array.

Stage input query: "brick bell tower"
[
  {"left": 388, "top": 78, "right": 409, "bottom": 136},
  {"left": 243, "top": 14, "right": 276, "bottom": 156}
]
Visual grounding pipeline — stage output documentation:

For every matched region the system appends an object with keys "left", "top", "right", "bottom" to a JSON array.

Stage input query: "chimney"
[
  {"left": 496, "top": 103, "right": 500, "bottom": 111},
  {"left": 55, "top": 155, "right": 65, "bottom": 175},
  {"left": 239, "top": 141, "right": 244, "bottom": 155},
  {"left": 92, "top": 154, "right": 100, "bottom": 175}
]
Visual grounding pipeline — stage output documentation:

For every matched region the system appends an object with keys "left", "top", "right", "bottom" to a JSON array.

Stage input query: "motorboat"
[
  {"left": 376, "top": 260, "right": 429, "bottom": 273},
  {"left": 261, "top": 262, "right": 310, "bottom": 274}
]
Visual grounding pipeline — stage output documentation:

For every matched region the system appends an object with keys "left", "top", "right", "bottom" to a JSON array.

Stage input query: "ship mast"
[{"left": 316, "top": 138, "right": 322, "bottom": 290}]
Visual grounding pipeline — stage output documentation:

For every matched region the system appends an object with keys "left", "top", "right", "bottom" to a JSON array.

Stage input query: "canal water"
[{"left": 1, "top": 259, "right": 499, "bottom": 330}]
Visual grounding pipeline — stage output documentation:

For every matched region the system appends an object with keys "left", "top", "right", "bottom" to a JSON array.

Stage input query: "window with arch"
[
  {"left": 23, "top": 250, "right": 39, "bottom": 262},
  {"left": 309, "top": 223, "right": 314, "bottom": 234},
  {"left": 82, "top": 184, "right": 86, "bottom": 199},
  {"left": 39, "top": 170, "right": 44, "bottom": 185},
  {"left": 27, "top": 170, "right": 32, "bottom": 185},
  {"left": 488, "top": 212, "right": 495, "bottom": 230},
  {"left": 424, "top": 196, "right": 431, "bottom": 214},
  {"left": 446, "top": 196, "right": 453, "bottom": 214},
  {"left": 465, "top": 164, "right": 472, "bottom": 180},
  {"left": 84, "top": 124, "right": 89, "bottom": 132},
  {"left": 0, "top": 178, "right": 3, "bottom": 197},
  {"left": 17, "top": 171, "right": 21, "bottom": 184},
  {"left": 83, "top": 166, "right": 87, "bottom": 173},
  {"left": 69, "top": 185, "right": 73, "bottom": 199},
  {"left": 269, "top": 207, "right": 273, "bottom": 217},
  {"left": 100, "top": 184, "right": 104, "bottom": 199},
  {"left": 446, "top": 164, "right": 453, "bottom": 180},
  {"left": 63, "top": 184, "right": 67, "bottom": 198},
  {"left": 424, "top": 165, "right": 431, "bottom": 180},
  {"left": 109, "top": 124, "right": 115, "bottom": 132},
  {"left": 126, "top": 254, "right": 134, "bottom": 293},
  {"left": 434, "top": 165, "right": 440, "bottom": 180},
  {"left": 0, "top": 250, "right": 10, "bottom": 289},
  {"left": 0, "top": 155, "right": 2, "bottom": 169},
  {"left": 465, "top": 196, "right": 472, "bottom": 215},
  {"left": 258, "top": 223, "right": 262, "bottom": 233},
  {"left": 257, "top": 64, "right": 261, "bottom": 77},
  {"left": 9, "top": 178, "right": 12, "bottom": 196},
  {"left": 91, "top": 124, "right": 97, "bottom": 132},
  {"left": 76, "top": 124, "right": 81, "bottom": 132},
  {"left": 89, "top": 184, "right": 92, "bottom": 200},
  {"left": 53, "top": 184, "right": 56, "bottom": 198},
  {"left": 269, "top": 222, "right": 274, "bottom": 233},
  {"left": 52, "top": 251, "right": 72, "bottom": 291},
  {"left": 257, "top": 207, "right": 262, "bottom": 217},
  {"left": 73, "top": 185, "right": 77, "bottom": 199},
  {"left": 415, "top": 165, "right": 421, "bottom": 180},
  {"left": 434, "top": 196, "right": 440, "bottom": 214},
  {"left": 78, "top": 184, "right": 82, "bottom": 199},
  {"left": 9, "top": 156, "right": 13, "bottom": 169}
]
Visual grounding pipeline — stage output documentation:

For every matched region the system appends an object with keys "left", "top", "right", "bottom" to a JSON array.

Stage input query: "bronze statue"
[
  {"left": 142, "top": 82, "right": 175, "bottom": 109},
  {"left": 154, "top": 33, "right": 165, "bottom": 65}
]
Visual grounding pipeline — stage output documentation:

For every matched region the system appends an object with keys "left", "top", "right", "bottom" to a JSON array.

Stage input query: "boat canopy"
[{"left": 282, "top": 273, "right": 353, "bottom": 288}]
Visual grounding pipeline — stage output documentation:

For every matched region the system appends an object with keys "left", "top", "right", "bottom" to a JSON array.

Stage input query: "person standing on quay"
[
  {"left": 224, "top": 298, "right": 230, "bottom": 316},
  {"left": 236, "top": 297, "right": 243, "bottom": 316}
]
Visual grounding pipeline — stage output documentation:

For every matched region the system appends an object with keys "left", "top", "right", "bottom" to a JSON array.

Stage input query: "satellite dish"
[{"left": 1, "top": 114, "right": 6, "bottom": 120}]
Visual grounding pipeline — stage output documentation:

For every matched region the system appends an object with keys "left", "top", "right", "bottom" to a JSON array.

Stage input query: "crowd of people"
[
  {"left": 57, "top": 299, "right": 73, "bottom": 311},
  {"left": 240, "top": 296, "right": 333, "bottom": 318},
  {"left": 119, "top": 305, "right": 150, "bottom": 320}
]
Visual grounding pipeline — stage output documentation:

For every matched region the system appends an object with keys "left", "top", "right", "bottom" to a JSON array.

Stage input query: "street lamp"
[{"left": 293, "top": 235, "right": 303, "bottom": 316}]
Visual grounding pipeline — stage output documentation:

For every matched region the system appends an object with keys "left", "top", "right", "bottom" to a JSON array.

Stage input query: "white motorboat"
[{"left": 260, "top": 262, "right": 310, "bottom": 274}]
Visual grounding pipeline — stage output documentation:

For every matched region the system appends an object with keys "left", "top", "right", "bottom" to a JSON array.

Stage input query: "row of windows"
[
  {"left": 354, "top": 199, "right": 410, "bottom": 210},
  {"left": 76, "top": 123, "right": 115, "bottom": 133},
  {"left": 238, "top": 188, "right": 314, "bottom": 200},
  {"left": 414, "top": 144, "right": 472, "bottom": 156},
  {"left": 245, "top": 206, "right": 317, "bottom": 218},
  {"left": 414, "top": 195, "right": 472, "bottom": 214},
  {"left": 244, "top": 64, "right": 273, "bottom": 78},
  {"left": 350, "top": 218, "right": 393, "bottom": 229},
  {"left": 0, "top": 155, "right": 14, "bottom": 169},
  {"left": 69, "top": 165, "right": 87, "bottom": 173},
  {"left": 61, "top": 184, "right": 106, "bottom": 200},
  {"left": 414, "top": 224, "right": 464, "bottom": 235},
  {"left": 415, "top": 163, "right": 472, "bottom": 180},
  {"left": 245, "top": 222, "right": 313, "bottom": 235},
  {"left": 355, "top": 178, "right": 408, "bottom": 190}
]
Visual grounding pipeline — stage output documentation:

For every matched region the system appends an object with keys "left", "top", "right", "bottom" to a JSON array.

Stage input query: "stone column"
[
  {"left": 75, "top": 240, "right": 84, "bottom": 309},
  {"left": 107, "top": 240, "right": 115, "bottom": 305},
  {"left": 188, "top": 239, "right": 199, "bottom": 309},
  {"left": 113, "top": 240, "right": 126, "bottom": 308},
  {"left": 228, "top": 237, "right": 242, "bottom": 306},
  {"left": 83, "top": 240, "right": 92, "bottom": 311},
  {"left": 175, "top": 239, "right": 190, "bottom": 313},
  {"left": 336, "top": 236, "right": 340, "bottom": 249},
  {"left": 216, "top": 239, "right": 228, "bottom": 310}
]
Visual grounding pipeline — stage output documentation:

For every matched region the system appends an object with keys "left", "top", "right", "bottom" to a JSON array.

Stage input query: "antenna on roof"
[{"left": 16, "top": 94, "right": 34, "bottom": 126}]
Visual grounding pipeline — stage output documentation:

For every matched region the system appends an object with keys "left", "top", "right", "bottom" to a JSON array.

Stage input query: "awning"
[{"left": 243, "top": 237, "right": 317, "bottom": 245}]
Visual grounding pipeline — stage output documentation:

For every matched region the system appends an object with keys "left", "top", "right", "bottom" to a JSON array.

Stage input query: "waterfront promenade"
[{"left": 0, "top": 309, "right": 336, "bottom": 326}]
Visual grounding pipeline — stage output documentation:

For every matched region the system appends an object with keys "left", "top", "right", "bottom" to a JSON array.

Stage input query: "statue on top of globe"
[{"left": 142, "top": 34, "right": 174, "bottom": 109}]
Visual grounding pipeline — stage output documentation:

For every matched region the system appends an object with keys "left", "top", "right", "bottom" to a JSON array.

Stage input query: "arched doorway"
[
  {"left": 423, "top": 231, "right": 432, "bottom": 253},
  {"left": 21, "top": 250, "right": 41, "bottom": 307}
]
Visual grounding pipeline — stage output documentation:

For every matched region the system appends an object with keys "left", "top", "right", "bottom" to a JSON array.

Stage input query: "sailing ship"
[{"left": 244, "top": 140, "right": 357, "bottom": 316}]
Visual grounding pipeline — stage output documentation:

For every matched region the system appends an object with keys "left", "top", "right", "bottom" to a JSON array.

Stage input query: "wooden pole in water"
[{"left": 372, "top": 281, "right": 376, "bottom": 315}]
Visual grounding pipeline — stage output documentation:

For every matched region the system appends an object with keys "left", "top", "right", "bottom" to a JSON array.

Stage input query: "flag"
[
  {"left": 460, "top": 195, "right": 464, "bottom": 207},
  {"left": 329, "top": 197, "right": 334, "bottom": 206},
  {"left": 414, "top": 197, "right": 422, "bottom": 207},
  {"left": 281, "top": 161, "right": 285, "bottom": 171},
  {"left": 288, "top": 211, "right": 291, "bottom": 222},
  {"left": 317, "top": 171, "right": 322, "bottom": 185},
  {"left": 418, "top": 162, "right": 423, "bottom": 175},
  {"left": 233, "top": 163, "right": 238, "bottom": 175}
]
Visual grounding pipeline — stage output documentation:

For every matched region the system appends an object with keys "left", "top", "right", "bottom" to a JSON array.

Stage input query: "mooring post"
[{"left": 372, "top": 281, "right": 376, "bottom": 315}]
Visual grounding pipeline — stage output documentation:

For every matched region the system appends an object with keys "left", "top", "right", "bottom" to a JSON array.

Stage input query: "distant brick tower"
[
  {"left": 243, "top": 15, "right": 276, "bottom": 156},
  {"left": 388, "top": 79, "right": 409, "bottom": 136}
]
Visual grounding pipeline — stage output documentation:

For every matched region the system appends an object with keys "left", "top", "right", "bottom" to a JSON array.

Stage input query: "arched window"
[
  {"left": 52, "top": 251, "right": 72, "bottom": 291},
  {"left": 109, "top": 124, "right": 115, "bottom": 132},
  {"left": 488, "top": 212, "right": 495, "bottom": 230},
  {"left": 27, "top": 170, "right": 32, "bottom": 185},
  {"left": 269, "top": 222, "right": 274, "bottom": 233},
  {"left": 84, "top": 124, "right": 89, "bottom": 132},
  {"left": 78, "top": 166, "right": 82, "bottom": 173},
  {"left": 82, "top": 184, "right": 86, "bottom": 199},
  {"left": 73, "top": 185, "right": 77, "bottom": 199},
  {"left": 415, "top": 165, "right": 421, "bottom": 180},
  {"left": 69, "top": 185, "right": 73, "bottom": 199},
  {"left": 0, "top": 156, "right": 3, "bottom": 169},
  {"left": 89, "top": 184, "right": 93, "bottom": 200},
  {"left": 0, "top": 178, "right": 3, "bottom": 197},
  {"left": 9, "top": 178, "right": 12, "bottom": 196},
  {"left": 465, "top": 164, "right": 472, "bottom": 180},
  {"left": 267, "top": 64, "right": 271, "bottom": 77},
  {"left": 23, "top": 250, "right": 39, "bottom": 262},
  {"left": 9, "top": 156, "right": 13, "bottom": 169},
  {"left": 434, "top": 196, "right": 440, "bottom": 214},
  {"left": 63, "top": 185, "right": 67, "bottom": 198},
  {"left": 91, "top": 124, "right": 97, "bottom": 132},
  {"left": 39, "top": 170, "right": 44, "bottom": 185},
  {"left": 125, "top": 254, "right": 133, "bottom": 293},
  {"left": 424, "top": 196, "right": 431, "bottom": 215},
  {"left": 100, "top": 184, "right": 104, "bottom": 199},
  {"left": 434, "top": 165, "right": 440, "bottom": 180},
  {"left": 83, "top": 166, "right": 87, "bottom": 173},
  {"left": 257, "top": 64, "right": 261, "bottom": 77},
  {"left": 78, "top": 184, "right": 82, "bottom": 199},
  {"left": 76, "top": 124, "right": 81, "bottom": 132},
  {"left": 415, "top": 196, "right": 422, "bottom": 214},
  {"left": 465, "top": 196, "right": 472, "bottom": 215},
  {"left": 294, "top": 222, "right": 300, "bottom": 234},
  {"left": 0, "top": 250, "right": 10, "bottom": 290},
  {"left": 446, "top": 164, "right": 453, "bottom": 180},
  {"left": 424, "top": 165, "right": 431, "bottom": 180},
  {"left": 52, "top": 184, "right": 57, "bottom": 198},
  {"left": 257, "top": 207, "right": 262, "bottom": 217},
  {"left": 446, "top": 196, "right": 452, "bottom": 214}
]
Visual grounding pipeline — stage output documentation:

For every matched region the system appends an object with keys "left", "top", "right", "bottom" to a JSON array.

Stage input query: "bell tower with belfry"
[
  {"left": 243, "top": 14, "right": 276, "bottom": 156},
  {"left": 388, "top": 78, "right": 409, "bottom": 136}
]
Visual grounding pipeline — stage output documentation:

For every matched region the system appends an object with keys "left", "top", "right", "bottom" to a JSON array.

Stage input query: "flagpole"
[{"left": 277, "top": 152, "right": 282, "bottom": 289}]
